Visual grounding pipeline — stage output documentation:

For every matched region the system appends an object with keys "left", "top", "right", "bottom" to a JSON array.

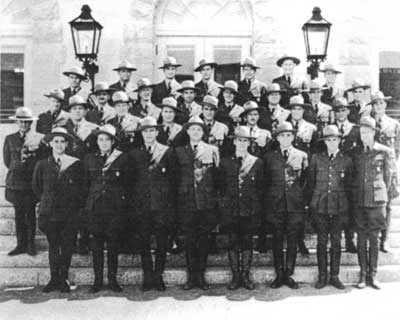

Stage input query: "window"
[
  {"left": 1, "top": 53, "right": 24, "bottom": 123},
  {"left": 167, "top": 45, "right": 195, "bottom": 82}
]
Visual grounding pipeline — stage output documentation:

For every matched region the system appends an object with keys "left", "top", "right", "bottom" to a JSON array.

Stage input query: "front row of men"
[{"left": 5, "top": 99, "right": 395, "bottom": 293}]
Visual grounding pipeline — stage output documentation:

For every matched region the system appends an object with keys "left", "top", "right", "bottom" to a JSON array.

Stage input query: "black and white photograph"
[{"left": 0, "top": 0, "right": 399, "bottom": 319}]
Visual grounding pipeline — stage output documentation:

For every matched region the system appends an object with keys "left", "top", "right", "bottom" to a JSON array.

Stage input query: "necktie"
[
  {"left": 329, "top": 153, "right": 334, "bottom": 161},
  {"left": 167, "top": 82, "right": 171, "bottom": 94},
  {"left": 147, "top": 146, "right": 152, "bottom": 157},
  {"left": 293, "top": 121, "right": 299, "bottom": 130},
  {"left": 365, "top": 146, "right": 370, "bottom": 153},
  {"left": 102, "top": 153, "right": 108, "bottom": 164},
  {"left": 204, "top": 82, "right": 208, "bottom": 92},
  {"left": 328, "top": 87, "right": 333, "bottom": 97},
  {"left": 118, "top": 116, "right": 124, "bottom": 125},
  {"left": 249, "top": 127, "right": 254, "bottom": 136},
  {"left": 52, "top": 110, "right": 59, "bottom": 121},
  {"left": 122, "top": 82, "right": 126, "bottom": 91},
  {"left": 56, "top": 158, "right": 61, "bottom": 171},
  {"left": 165, "top": 126, "right": 170, "bottom": 136},
  {"left": 207, "top": 122, "right": 212, "bottom": 129},
  {"left": 340, "top": 124, "right": 345, "bottom": 135},
  {"left": 315, "top": 104, "right": 319, "bottom": 115},
  {"left": 283, "top": 150, "right": 288, "bottom": 161},
  {"left": 74, "top": 124, "right": 79, "bottom": 134},
  {"left": 193, "top": 145, "right": 198, "bottom": 157},
  {"left": 377, "top": 118, "right": 382, "bottom": 130},
  {"left": 20, "top": 132, "right": 26, "bottom": 142},
  {"left": 237, "top": 156, "right": 243, "bottom": 167},
  {"left": 99, "top": 107, "right": 104, "bottom": 120},
  {"left": 287, "top": 76, "right": 291, "bottom": 85}
]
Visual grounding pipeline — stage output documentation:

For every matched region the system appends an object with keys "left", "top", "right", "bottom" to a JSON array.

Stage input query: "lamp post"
[
  {"left": 69, "top": 5, "right": 103, "bottom": 92},
  {"left": 302, "top": 7, "right": 331, "bottom": 79}
]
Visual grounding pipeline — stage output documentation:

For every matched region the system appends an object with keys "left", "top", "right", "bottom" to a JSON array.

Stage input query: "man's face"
[
  {"left": 139, "top": 87, "right": 153, "bottom": 100},
  {"left": 49, "top": 97, "right": 62, "bottom": 112},
  {"left": 360, "top": 126, "right": 375, "bottom": 144},
  {"left": 325, "top": 71, "right": 337, "bottom": 83},
  {"left": 243, "top": 66, "right": 256, "bottom": 80},
  {"left": 281, "top": 60, "right": 295, "bottom": 75},
  {"left": 50, "top": 136, "right": 68, "bottom": 155},
  {"left": 17, "top": 120, "right": 32, "bottom": 133},
  {"left": 200, "top": 65, "right": 213, "bottom": 81},
  {"left": 223, "top": 89, "right": 235, "bottom": 103},
  {"left": 164, "top": 66, "right": 177, "bottom": 79},
  {"left": 373, "top": 100, "right": 387, "bottom": 115},
  {"left": 115, "top": 102, "right": 129, "bottom": 117},
  {"left": 183, "top": 89, "right": 195, "bottom": 104},
  {"left": 291, "top": 106, "right": 304, "bottom": 121},
  {"left": 118, "top": 69, "right": 131, "bottom": 82},
  {"left": 277, "top": 131, "right": 294, "bottom": 148},
  {"left": 324, "top": 136, "right": 340, "bottom": 151},
  {"left": 97, "top": 133, "right": 114, "bottom": 153},
  {"left": 141, "top": 127, "right": 158, "bottom": 144},
  {"left": 70, "top": 105, "right": 86, "bottom": 120},
  {"left": 96, "top": 91, "right": 109, "bottom": 105},
  {"left": 68, "top": 74, "right": 82, "bottom": 88},
  {"left": 267, "top": 92, "right": 281, "bottom": 105},
  {"left": 310, "top": 90, "right": 322, "bottom": 103},
  {"left": 202, "top": 105, "right": 216, "bottom": 121},
  {"left": 187, "top": 124, "right": 204, "bottom": 141},
  {"left": 335, "top": 108, "right": 349, "bottom": 122},
  {"left": 161, "top": 107, "right": 176, "bottom": 123},
  {"left": 353, "top": 88, "right": 365, "bottom": 102},
  {"left": 234, "top": 137, "right": 251, "bottom": 153},
  {"left": 245, "top": 110, "right": 259, "bottom": 126}
]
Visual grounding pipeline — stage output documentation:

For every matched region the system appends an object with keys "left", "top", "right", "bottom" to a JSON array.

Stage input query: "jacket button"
[
  {"left": 329, "top": 174, "right": 332, "bottom": 178},
  {"left": 328, "top": 190, "right": 331, "bottom": 193},
  {"left": 328, "top": 182, "right": 331, "bottom": 185}
]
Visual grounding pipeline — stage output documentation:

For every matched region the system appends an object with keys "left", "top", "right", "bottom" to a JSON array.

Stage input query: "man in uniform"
[
  {"left": 194, "top": 59, "right": 220, "bottom": 102},
  {"left": 152, "top": 57, "right": 182, "bottom": 105},
  {"left": 157, "top": 97, "right": 183, "bottom": 146},
  {"left": 263, "top": 121, "right": 308, "bottom": 289},
  {"left": 86, "top": 82, "right": 116, "bottom": 125},
  {"left": 320, "top": 63, "right": 344, "bottom": 104},
  {"left": 273, "top": 55, "right": 308, "bottom": 106},
  {"left": 370, "top": 91, "right": 400, "bottom": 252},
  {"left": 61, "top": 66, "right": 87, "bottom": 110},
  {"left": 218, "top": 126, "right": 263, "bottom": 290},
  {"left": 33, "top": 127, "right": 84, "bottom": 293},
  {"left": 37, "top": 89, "right": 70, "bottom": 134},
  {"left": 130, "top": 78, "right": 160, "bottom": 120},
  {"left": 128, "top": 117, "right": 176, "bottom": 291},
  {"left": 352, "top": 117, "right": 396, "bottom": 289},
  {"left": 306, "top": 125, "right": 353, "bottom": 289},
  {"left": 238, "top": 57, "right": 268, "bottom": 105},
  {"left": 306, "top": 80, "right": 334, "bottom": 127},
  {"left": 175, "top": 116, "right": 219, "bottom": 290},
  {"left": 176, "top": 80, "right": 203, "bottom": 125},
  {"left": 261, "top": 83, "right": 289, "bottom": 133},
  {"left": 345, "top": 79, "right": 371, "bottom": 124},
  {"left": 3, "top": 107, "right": 44, "bottom": 256},
  {"left": 110, "top": 60, "right": 137, "bottom": 98}
]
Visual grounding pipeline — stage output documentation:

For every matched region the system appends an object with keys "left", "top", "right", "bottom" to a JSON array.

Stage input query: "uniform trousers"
[
  {"left": 91, "top": 233, "right": 120, "bottom": 283},
  {"left": 228, "top": 216, "right": 253, "bottom": 274}
]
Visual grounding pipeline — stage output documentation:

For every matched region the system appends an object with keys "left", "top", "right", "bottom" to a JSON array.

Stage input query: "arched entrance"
[{"left": 154, "top": 0, "right": 253, "bottom": 83}]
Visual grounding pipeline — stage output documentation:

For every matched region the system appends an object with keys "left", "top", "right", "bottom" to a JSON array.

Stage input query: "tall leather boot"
[
  {"left": 197, "top": 235, "right": 210, "bottom": 290},
  {"left": 227, "top": 248, "right": 241, "bottom": 290},
  {"left": 315, "top": 248, "right": 328, "bottom": 289},
  {"left": 241, "top": 250, "right": 255, "bottom": 290},
  {"left": 43, "top": 247, "right": 60, "bottom": 293},
  {"left": 345, "top": 230, "right": 357, "bottom": 253},
  {"left": 329, "top": 248, "right": 344, "bottom": 289},
  {"left": 26, "top": 226, "right": 37, "bottom": 256},
  {"left": 270, "top": 233, "right": 285, "bottom": 289},
  {"left": 59, "top": 243, "right": 74, "bottom": 293},
  {"left": 183, "top": 249, "right": 197, "bottom": 290},
  {"left": 89, "top": 245, "right": 104, "bottom": 293},
  {"left": 140, "top": 251, "right": 154, "bottom": 291},
  {"left": 285, "top": 236, "right": 299, "bottom": 289},
  {"left": 107, "top": 248, "right": 122, "bottom": 292},
  {"left": 368, "top": 237, "right": 381, "bottom": 290},
  {"left": 356, "top": 234, "right": 368, "bottom": 289},
  {"left": 8, "top": 229, "right": 27, "bottom": 256},
  {"left": 154, "top": 240, "right": 167, "bottom": 292}
]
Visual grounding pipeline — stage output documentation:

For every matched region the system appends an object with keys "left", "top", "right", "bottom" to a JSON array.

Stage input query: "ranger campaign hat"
[
  {"left": 358, "top": 116, "right": 380, "bottom": 132},
  {"left": 182, "top": 115, "right": 209, "bottom": 132},
  {"left": 160, "top": 97, "right": 182, "bottom": 113},
  {"left": 111, "top": 91, "right": 130, "bottom": 104},
  {"left": 134, "top": 78, "right": 154, "bottom": 92},
  {"left": 93, "top": 124, "right": 118, "bottom": 140},
  {"left": 62, "top": 66, "right": 87, "bottom": 80},
  {"left": 222, "top": 80, "right": 240, "bottom": 95},
  {"left": 240, "top": 100, "right": 260, "bottom": 116},
  {"left": 68, "top": 95, "right": 90, "bottom": 110},
  {"left": 287, "top": 95, "right": 312, "bottom": 109},
  {"left": 320, "top": 63, "right": 342, "bottom": 74},
  {"left": 274, "top": 121, "right": 297, "bottom": 135},
  {"left": 138, "top": 116, "right": 163, "bottom": 131},
  {"left": 241, "top": 57, "right": 260, "bottom": 69},
  {"left": 229, "top": 125, "right": 256, "bottom": 140},
  {"left": 309, "top": 80, "right": 323, "bottom": 92},
  {"left": 159, "top": 56, "right": 182, "bottom": 69},
  {"left": 44, "top": 127, "right": 72, "bottom": 143},
  {"left": 346, "top": 79, "right": 371, "bottom": 93},
  {"left": 322, "top": 125, "right": 341, "bottom": 139},
  {"left": 266, "top": 83, "right": 286, "bottom": 95},
  {"left": 44, "top": 88, "right": 65, "bottom": 101},
  {"left": 9, "top": 106, "right": 38, "bottom": 121},
  {"left": 332, "top": 97, "right": 352, "bottom": 112},
  {"left": 202, "top": 95, "right": 219, "bottom": 110},
  {"left": 194, "top": 58, "right": 218, "bottom": 72},
  {"left": 94, "top": 82, "right": 114, "bottom": 95},
  {"left": 112, "top": 60, "right": 137, "bottom": 72},
  {"left": 276, "top": 55, "right": 301, "bottom": 67},
  {"left": 368, "top": 90, "right": 392, "bottom": 105},
  {"left": 177, "top": 80, "right": 200, "bottom": 93}
]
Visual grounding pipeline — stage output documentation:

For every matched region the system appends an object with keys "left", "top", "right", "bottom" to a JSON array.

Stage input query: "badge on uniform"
[
  {"left": 340, "top": 171, "right": 345, "bottom": 178},
  {"left": 116, "top": 171, "right": 120, "bottom": 176},
  {"left": 162, "top": 167, "right": 166, "bottom": 173}
]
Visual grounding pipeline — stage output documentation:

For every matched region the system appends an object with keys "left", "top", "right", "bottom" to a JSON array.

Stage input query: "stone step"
[
  {"left": 2, "top": 249, "right": 400, "bottom": 269},
  {"left": 2, "top": 265, "right": 400, "bottom": 287}
]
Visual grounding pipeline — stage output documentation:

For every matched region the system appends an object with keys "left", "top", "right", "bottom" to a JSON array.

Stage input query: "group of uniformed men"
[{"left": 3, "top": 54, "right": 400, "bottom": 294}]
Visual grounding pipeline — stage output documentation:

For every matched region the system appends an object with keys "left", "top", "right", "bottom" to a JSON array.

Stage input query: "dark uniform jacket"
[
  {"left": 217, "top": 154, "right": 263, "bottom": 227},
  {"left": 83, "top": 150, "right": 130, "bottom": 234},
  {"left": 272, "top": 75, "right": 309, "bottom": 106},
  {"left": 352, "top": 143, "right": 395, "bottom": 208},
  {"left": 215, "top": 103, "right": 244, "bottom": 134},
  {"left": 263, "top": 147, "right": 308, "bottom": 215},
  {"left": 64, "top": 119, "right": 98, "bottom": 159},
  {"left": 306, "top": 151, "right": 353, "bottom": 216},
  {"left": 238, "top": 79, "right": 268, "bottom": 105},
  {"left": 32, "top": 156, "right": 85, "bottom": 230},
  {"left": 62, "top": 87, "right": 82, "bottom": 110},
  {"left": 335, "top": 121, "right": 360, "bottom": 156},
  {"left": 110, "top": 81, "right": 125, "bottom": 92},
  {"left": 37, "top": 109, "right": 70, "bottom": 134},
  {"left": 128, "top": 143, "right": 176, "bottom": 225},
  {"left": 152, "top": 80, "right": 181, "bottom": 105}
]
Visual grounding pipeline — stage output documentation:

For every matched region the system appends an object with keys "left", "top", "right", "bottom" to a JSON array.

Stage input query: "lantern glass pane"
[
  {"left": 72, "top": 26, "right": 95, "bottom": 55},
  {"left": 307, "top": 26, "right": 329, "bottom": 56}
]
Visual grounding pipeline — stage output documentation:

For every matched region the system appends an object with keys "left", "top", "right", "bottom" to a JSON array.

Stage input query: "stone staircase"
[{"left": 1, "top": 187, "right": 400, "bottom": 287}]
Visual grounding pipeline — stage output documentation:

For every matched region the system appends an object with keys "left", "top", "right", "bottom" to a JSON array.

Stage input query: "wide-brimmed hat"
[
  {"left": 357, "top": 116, "right": 380, "bottom": 131},
  {"left": 44, "top": 127, "right": 72, "bottom": 143},
  {"left": 202, "top": 95, "right": 219, "bottom": 110},
  {"left": 68, "top": 95, "right": 90, "bottom": 110},
  {"left": 331, "top": 97, "right": 352, "bottom": 112},
  {"left": 134, "top": 78, "right": 154, "bottom": 92},
  {"left": 309, "top": 80, "right": 323, "bottom": 92},
  {"left": 241, "top": 57, "right": 260, "bottom": 69},
  {"left": 92, "top": 124, "right": 118, "bottom": 140},
  {"left": 346, "top": 79, "right": 371, "bottom": 93},
  {"left": 63, "top": 66, "right": 87, "bottom": 80},
  {"left": 228, "top": 126, "right": 256, "bottom": 140},
  {"left": 321, "top": 125, "right": 341, "bottom": 139},
  {"left": 266, "top": 83, "right": 286, "bottom": 95},
  {"left": 160, "top": 97, "right": 181, "bottom": 113},
  {"left": 94, "top": 82, "right": 114, "bottom": 95},
  {"left": 44, "top": 89, "right": 65, "bottom": 101},
  {"left": 320, "top": 63, "right": 342, "bottom": 74},
  {"left": 194, "top": 59, "right": 218, "bottom": 72},
  {"left": 9, "top": 106, "right": 38, "bottom": 121},
  {"left": 177, "top": 80, "right": 200, "bottom": 93},
  {"left": 113, "top": 60, "right": 137, "bottom": 72},
  {"left": 276, "top": 55, "right": 301, "bottom": 67},
  {"left": 274, "top": 121, "right": 297, "bottom": 135},
  {"left": 368, "top": 90, "right": 392, "bottom": 105},
  {"left": 287, "top": 95, "right": 312, "bottom": 109},
  {"left": 240, "top": 101, "right": 260, "bottom": 117},
  {"left": 182, "top": 115, "right": 209, "bottom": 132},
  {"left": 111, "top": 91, "right": 130, "bottom": 104},
  {"left": 159, "top": 56, "right": 182, "bottom": 69},
  {"left": 222, "top": 80, "right": 240, "bottom": 95},
  {"left": 138, "top": 116, "right": 163, "bottom": 131}
]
